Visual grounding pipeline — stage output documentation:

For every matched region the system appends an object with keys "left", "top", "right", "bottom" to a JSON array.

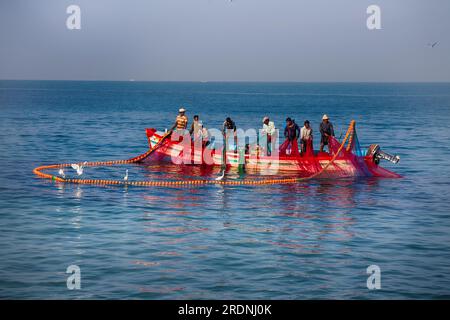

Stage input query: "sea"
[{"left": 0, "top": 81, "right": 449, "bottom": 299}]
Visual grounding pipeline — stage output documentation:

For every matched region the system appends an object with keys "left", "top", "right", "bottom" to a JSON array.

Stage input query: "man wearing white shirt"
[
  {"left": 262, "top": 116, "right": 276, "bottom": 156},
  {"left": 300, "top": 120, "right": 313, "bottom": 154}
]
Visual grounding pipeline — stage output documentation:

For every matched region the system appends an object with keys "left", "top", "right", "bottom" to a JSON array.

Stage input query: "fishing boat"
[
  {"left": 33, "top": 120, "right": 401, "bottom": 187},
  {"left": 143, "top": 121, "right": 401, "bottom": 178}
]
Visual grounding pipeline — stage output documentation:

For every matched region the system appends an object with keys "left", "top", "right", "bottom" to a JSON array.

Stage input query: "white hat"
[
  {"left": 322, "top": 114, "right": 329, "bottom": 120},
  {"left": 179, "top": 108, "right": 186, "bottom": 113},
  {"left": 262, "top": 116, "right": 269, "bottom": 123}
]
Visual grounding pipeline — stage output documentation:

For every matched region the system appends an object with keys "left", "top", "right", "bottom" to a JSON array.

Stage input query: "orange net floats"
[{"left": 33, "top": 121, "right": 356, "bottom": 188}]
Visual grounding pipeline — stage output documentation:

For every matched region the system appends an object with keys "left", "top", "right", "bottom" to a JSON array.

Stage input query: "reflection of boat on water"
[{"left": 143, "top": 121, "right": 401, "bottom": 179}]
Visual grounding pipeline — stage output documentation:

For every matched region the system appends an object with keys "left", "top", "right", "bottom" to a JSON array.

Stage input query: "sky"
[{"left": 0, "top": 0, "right": 449, "bottom": 81}]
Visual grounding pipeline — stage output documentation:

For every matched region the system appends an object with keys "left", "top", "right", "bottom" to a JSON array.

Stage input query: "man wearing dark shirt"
[
  {"left": 319, "top": 114, "right": 335, "bottom": 153},
  {"left": 282, "top": 117, "right": 301, "bottom": 156},
  {"left": 222, "top": 117, "right": 236, "bottom": 134},
  {"left": 223, "top": 117, "right": 237, "bottom": 153},
  {"left": 284, "top": 117, "right": 300, "bottom": 141}
]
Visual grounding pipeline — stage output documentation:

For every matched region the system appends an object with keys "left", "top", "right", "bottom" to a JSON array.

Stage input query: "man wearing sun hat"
[
  {"left": 319, "top": 114, "right": 335, "bottom": 153},
  {"left": 171, "top": 107, "right": 189, "bottom": 132}
]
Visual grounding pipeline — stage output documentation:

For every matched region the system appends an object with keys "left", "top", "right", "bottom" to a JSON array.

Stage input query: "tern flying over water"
[{"left": 71, "top": 161, "right": 87, "bottom": 176}]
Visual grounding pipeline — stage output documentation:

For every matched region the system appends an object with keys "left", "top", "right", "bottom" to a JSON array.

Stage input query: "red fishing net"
[
  {"left": 279, "top": 138, "right": 300, "bottom": 157},
  {"left": 276, "top": 129, "right": 401, "bottom": 179},
  {"left": 144, "top": 124, "right": 401, "bottom": 179}
]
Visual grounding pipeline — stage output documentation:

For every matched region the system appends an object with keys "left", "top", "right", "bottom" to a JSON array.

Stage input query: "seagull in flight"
[
  {"left": 428, "top": 41, "right": 439, "bottom": 48},
  {"left": 71, "top": 161, "right": 87, "bottom": 176}
]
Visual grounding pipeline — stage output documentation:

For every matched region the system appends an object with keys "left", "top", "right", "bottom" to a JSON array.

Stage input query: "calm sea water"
[{"left": 0, "top": 81, "right": 449, "bottom": 299}]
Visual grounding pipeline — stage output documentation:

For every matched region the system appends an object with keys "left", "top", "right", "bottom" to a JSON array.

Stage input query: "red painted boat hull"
[{"left": 142, "top": 128, "right": 401, "bottom": 178}]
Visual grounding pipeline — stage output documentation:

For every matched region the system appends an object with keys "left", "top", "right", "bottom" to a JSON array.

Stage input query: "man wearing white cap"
[
  {"left": 319, "top": 114, "right": 334, "bottom": 153},
  {"left": 171, "top": 107, "right": 188, "bottom": 132},
  {"left": 261, "top": 116, "right": 276, "bottom": 155}
]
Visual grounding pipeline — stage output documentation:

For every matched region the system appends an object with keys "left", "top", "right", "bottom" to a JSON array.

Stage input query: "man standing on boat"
[
  {"left": 281, "top": 117, "right": 300, "bottom": 156},
  {"left": 171, "top": 107, "right": 188, "bottom": 132},
  {"left": 319, "top": 114, "right": 335, "bottom": 153},
  {"left": 189, "top": 115, "right": 203, "bottom": 140},
  {"left": 189, "top": 115, "right": 210, "bottom": 148},
  {"left": 300, "top": 120, "right": 313, "bottom": 155},
  {"left": 261, "top": 116, "right": 275, "bottom": 156},
  {"left": 223, "top": 117, "right": 237, "bottom": 153},
  {"left": 167, "top": 108, "right": 190, "bottom": 164}
]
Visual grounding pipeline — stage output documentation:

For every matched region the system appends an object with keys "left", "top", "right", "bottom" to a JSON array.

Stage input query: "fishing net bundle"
[{"left": 278, "top": 127, "right": 399, "bottom": 178}]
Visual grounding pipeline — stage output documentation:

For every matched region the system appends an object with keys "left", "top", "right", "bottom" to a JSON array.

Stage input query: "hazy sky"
[{"left": 0, "top": 0, "right": 449, "bottom": 81}]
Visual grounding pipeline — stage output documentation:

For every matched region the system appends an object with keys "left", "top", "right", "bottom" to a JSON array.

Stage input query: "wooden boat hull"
[{"left": 142, "top": 129, "right": 401, "bottom": 178}]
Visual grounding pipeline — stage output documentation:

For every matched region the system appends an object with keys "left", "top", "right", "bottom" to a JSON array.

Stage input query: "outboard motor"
[{"left": 366, "top": 144, "right": 400, "bottom": 165}]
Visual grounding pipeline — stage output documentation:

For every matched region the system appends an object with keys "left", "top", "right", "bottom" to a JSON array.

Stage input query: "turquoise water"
[{"left": 0, "top": 81, "right": 449, "bottom": 299}]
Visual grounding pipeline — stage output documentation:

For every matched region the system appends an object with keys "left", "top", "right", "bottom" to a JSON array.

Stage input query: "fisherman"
[
  {"left": 284, "top": 117, "right": 300, "bottom": 141},
  {"left": 189, "top": 115, "right": 203, "bottom": 141},
  {"left": 201, "top": 127, "right": 210, "bottom": 147},
  {"left": 282, "top": 117, "right": 300, "bottom": 156},
  {"left": 300, "top": 120, "right": 313, "bottom": 155},
  {"left": 319, "top": 114, "right": 335, "bottom": 153},
  {"left": 261, "top": 116, "right": 276, "bottom": 156},
  {"left": 223, "top": 117, "right": 236, "bottom": 134},
  {"left": 171, "top": 107, "right": 188, "bottom": 132},
  {"left": 223, "top": 117, "right": 237, "bottom": 152}
]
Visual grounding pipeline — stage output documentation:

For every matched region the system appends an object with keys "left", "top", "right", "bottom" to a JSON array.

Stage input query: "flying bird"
[
  {"left": 124, "top": 169, "right": 129, "bottom": 181},
  {"left": 71, "top": 161, "right": 87, "bottom": 176},
  {"left": 58, "top": 168, "right": 65, "bottom": 178},
  {"left": 215, "top": 170, "right": 225, "bottom": 181},
  {"left": 428, "top": 41, "right": 439, "bottom": 48}
]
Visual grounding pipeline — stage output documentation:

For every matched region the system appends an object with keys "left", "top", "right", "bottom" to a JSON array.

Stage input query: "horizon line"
[{"left": 1, "top": 79, "right": 450, "bottom": 84}]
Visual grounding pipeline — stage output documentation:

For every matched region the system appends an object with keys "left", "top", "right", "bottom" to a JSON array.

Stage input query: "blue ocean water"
[{"left": 0, "top": 81, "right": 449, "bottom": 299}]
